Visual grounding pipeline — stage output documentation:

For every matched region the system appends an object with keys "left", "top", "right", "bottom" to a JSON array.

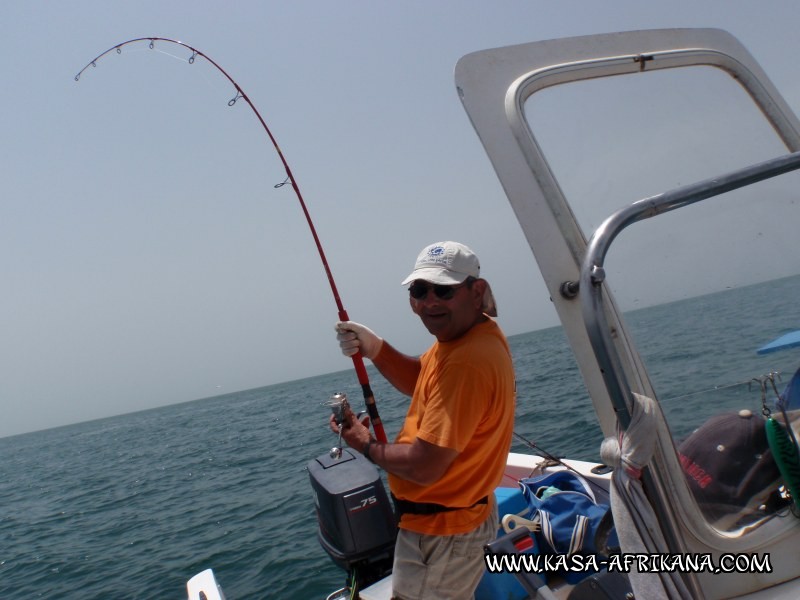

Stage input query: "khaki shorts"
[{"left": 391, "top": 508, "right": 498, "bottom": 600}]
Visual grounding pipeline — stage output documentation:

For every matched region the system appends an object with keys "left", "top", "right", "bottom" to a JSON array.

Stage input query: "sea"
[{"left": 2, "top": 275, "right": 799, "bottom": 600}]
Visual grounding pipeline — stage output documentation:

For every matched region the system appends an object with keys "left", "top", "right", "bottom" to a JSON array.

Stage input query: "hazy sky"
[{"left": 3, "top": 1, "right": 800, "bottom": 438}]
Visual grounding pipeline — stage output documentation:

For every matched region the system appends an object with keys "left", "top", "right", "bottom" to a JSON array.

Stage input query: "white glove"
[{"left": 335, "top": 321, "right": 383, "bottom": 360}]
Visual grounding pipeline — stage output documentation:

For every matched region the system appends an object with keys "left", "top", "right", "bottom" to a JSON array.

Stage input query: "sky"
[{"left": 2, "top": 1, "right": 800, "bottom": 438}]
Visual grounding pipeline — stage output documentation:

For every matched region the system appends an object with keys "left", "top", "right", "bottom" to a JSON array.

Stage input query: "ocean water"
[{"left": 2, "top": 276, "right": 799, "bottom": 599}]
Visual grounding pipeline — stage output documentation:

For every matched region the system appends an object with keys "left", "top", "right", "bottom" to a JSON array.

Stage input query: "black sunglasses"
[{"left": 408, "top": 280, "right": 471, "bottom": 300}]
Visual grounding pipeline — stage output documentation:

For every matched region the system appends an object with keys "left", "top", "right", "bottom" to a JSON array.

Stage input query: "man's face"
[{"left": 408, "top": 278, "right": 486, "bottom": 342}]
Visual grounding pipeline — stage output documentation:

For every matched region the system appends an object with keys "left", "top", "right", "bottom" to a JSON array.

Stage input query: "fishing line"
[
  {"left": 512, "top": 431, "right": 609, "bottom": 496},
  {"left": 658, "top": 370, "right": 787, "bottom": 405},
  {"left": 75, "top": 37, "right": 387, "bottom": 443}
]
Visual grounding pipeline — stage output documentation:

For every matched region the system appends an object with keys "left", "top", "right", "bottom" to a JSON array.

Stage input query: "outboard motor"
[{"left": 308, "top": 394, "right": 396, "bottom": 593}]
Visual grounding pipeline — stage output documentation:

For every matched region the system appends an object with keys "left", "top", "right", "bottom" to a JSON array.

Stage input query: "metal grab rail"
[{"left": 576, "top": 150, "right": 800, "bottom": 429}]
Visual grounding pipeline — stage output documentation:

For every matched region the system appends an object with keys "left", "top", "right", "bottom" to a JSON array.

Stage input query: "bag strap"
[{"left": 538, "top": 509, "right": 588, "bottom": 556}]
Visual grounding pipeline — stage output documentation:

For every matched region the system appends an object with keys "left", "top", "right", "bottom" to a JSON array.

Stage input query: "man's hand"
[
  {"left": 335, "top": 321, "right": 383, "bottom": 360},
  {"left": 329, "top": 400, "right": 372, "bottom": 453}
]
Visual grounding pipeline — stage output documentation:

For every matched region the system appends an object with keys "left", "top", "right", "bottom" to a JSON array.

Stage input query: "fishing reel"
[
  {"left": 325, "top": 392, "right": 349, "bottom": 459},
  {"left": 325, "top": 392, "right": 371, "bottom": 460}
]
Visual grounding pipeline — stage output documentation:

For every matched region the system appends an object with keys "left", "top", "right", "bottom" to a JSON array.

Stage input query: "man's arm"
[
  {"left": 330, "top": 409, "right": 457, "bottom": 486},
  {"left": 366, "top": 436, "right": 457, "bottom": 486},
  {"left": 336, "top": 321, "right": 421, "bottom": 396},
  {"left": 371, "top": 341, "right": 421, "bottom": 396}
]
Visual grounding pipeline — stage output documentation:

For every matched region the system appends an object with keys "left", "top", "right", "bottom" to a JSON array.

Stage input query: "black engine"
[{"left": 308, "top": 448, "right": 396, "bottom": 591}]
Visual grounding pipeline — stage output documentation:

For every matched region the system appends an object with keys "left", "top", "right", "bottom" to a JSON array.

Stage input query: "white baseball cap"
[
  {"left": 401, "top": 241, "right": 480, "bottom": 285},
  {"left": 401, "top": 241, "right": 497, "bottom": 316}
]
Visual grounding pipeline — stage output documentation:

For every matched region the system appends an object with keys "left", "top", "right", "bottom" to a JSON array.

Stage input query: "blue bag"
[{"left": 518, "top": 470, "right": 617, "bottom": 583}]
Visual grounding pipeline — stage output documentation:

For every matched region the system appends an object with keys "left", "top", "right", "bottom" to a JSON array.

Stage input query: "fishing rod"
[{"left": 75, "top": 37, "right": 388, "bottom": 443}]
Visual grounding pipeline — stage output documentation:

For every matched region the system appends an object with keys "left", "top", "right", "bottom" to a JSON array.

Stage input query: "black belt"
[{"left": 391, "top": 493, "right": 488, "bottom": 518}]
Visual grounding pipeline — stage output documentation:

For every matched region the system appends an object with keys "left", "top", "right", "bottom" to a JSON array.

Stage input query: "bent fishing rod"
[{"left": 75, "top": 37, "right": 387, "bottom": 443}]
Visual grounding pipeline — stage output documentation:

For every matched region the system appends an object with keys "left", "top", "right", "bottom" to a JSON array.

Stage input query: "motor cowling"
[{"left": 308, "top": 449, "right": 396, "bottom": 588}]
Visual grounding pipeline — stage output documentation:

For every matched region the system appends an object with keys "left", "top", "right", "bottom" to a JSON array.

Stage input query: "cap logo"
[{"left": 421, "top": 245, "right": 449, "bottom": 267}]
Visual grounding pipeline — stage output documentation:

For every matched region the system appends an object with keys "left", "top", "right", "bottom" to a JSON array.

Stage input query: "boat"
[{"left": 190, "top": 28, "right": 800, "bottom": 600}]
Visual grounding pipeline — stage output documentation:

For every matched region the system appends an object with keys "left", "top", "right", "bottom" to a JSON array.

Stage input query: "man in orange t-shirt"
[{"left": 332, "top": 241, "right": 515, "bottom": 600}]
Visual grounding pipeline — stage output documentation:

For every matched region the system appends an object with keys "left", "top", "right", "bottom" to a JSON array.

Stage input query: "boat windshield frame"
[{"left": 456, "top": 27, "right": 800, "bottom": 598}]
